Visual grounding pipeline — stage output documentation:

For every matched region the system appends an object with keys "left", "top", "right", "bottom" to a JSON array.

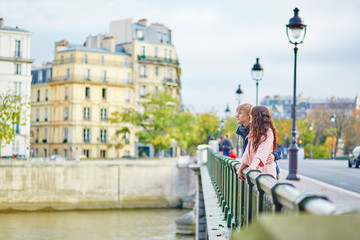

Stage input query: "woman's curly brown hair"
[{"left": 249, "top": 106, "right": 278, "bottom": 152}]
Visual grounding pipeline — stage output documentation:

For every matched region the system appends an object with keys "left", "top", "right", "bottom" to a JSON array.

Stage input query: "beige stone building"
[
  {"left": 31, "top": 40, "right": 134, "bottom": 158},
  {"left": 31, "top": 18, "right": 181, "bottom": 158}
]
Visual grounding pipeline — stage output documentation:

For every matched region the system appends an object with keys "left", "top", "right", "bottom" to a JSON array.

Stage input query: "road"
[{"left": 277, "top": 159, "right": 360, "bottom": 194}]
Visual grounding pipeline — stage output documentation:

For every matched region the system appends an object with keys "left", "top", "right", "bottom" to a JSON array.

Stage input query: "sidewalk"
[{"left": 279, "top": 168, "right": 360, "bottom": 208}]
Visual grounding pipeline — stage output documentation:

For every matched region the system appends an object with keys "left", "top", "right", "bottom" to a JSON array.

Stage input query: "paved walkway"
[{"left": 279, "top": 168, "right": 360, "bottom": 209}]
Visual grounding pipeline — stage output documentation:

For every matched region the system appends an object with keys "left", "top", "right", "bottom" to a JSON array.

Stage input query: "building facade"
[
  {"left": 31, "top": 40, "right": 134, "bottom": 158},
  {"left": 0, "top": 18, "right": 33, "bottom": 157},
  {"left": 85, "top": 18, "right": 181, "bottom": 157}
]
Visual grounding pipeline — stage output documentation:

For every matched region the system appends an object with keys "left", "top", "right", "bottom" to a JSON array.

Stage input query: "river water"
[{"left": 0, "top": 209, "right": 195, "bottom": 240}]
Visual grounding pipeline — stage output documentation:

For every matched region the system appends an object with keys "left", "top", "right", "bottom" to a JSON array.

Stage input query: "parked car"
[{"left": 348, "top": 146, "right": 360, "bottom": 168}]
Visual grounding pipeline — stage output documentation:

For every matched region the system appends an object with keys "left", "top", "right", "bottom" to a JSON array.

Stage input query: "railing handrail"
[{"left": 204, "top": 146, "right": 358, "bottom": 231}]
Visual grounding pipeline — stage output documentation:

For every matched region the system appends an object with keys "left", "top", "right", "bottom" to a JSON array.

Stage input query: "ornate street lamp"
[
  {"left": 286, "top": 8, "right": 307, "bottom": 181},
  {"left": 235, "top": 84, "right": 244, "bottom": 106},
  {"left": 225, "top": 104, "right": 231, "bottom": 133},
  {"left": 309, "top": 123, "right": 313, "bottom": 159},
  {"left": 330, "top": 114, "right": 336, "bottom": 159},
  {"left": 251, "top": 58, "right": 264, "bottom": 106}
]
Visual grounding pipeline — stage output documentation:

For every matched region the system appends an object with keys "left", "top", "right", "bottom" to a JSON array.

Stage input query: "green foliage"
[
  {"left": 109, "top": 92, "right": 197, "bottom": 155},
  {"left": 0, "top": 91, "right": 29, "bottom": 151},
  {"left": 304, "top": 144, "right": 331, "bottom": 159},
  {"left": 195, "top": 112, "right": 219, "bottom": 145}
]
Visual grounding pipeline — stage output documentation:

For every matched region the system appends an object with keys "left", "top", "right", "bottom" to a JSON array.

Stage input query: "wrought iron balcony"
[{"left": 137, "top": 55, "right": 179, "bottom": 66}]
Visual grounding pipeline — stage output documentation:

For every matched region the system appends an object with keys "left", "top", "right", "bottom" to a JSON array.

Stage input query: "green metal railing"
[{"left": 205, "top": 147, "right": 354, "bottom": 230}]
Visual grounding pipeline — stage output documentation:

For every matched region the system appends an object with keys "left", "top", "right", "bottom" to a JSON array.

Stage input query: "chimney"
[
  {"left": 138, "top": 18, "right": 148, "bottom": 26},
  {"left": 0, "top": 18, "right": 4, "bottom": 27}
]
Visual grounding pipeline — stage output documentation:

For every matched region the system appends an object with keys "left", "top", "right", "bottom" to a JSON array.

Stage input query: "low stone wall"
[{"left": 0, "top": 158, "right": 196, "bottom": 211}]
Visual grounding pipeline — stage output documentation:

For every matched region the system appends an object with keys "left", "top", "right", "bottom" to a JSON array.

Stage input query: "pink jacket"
[{"left": 240, "top": 128, "right": 277, "bottom": 178}]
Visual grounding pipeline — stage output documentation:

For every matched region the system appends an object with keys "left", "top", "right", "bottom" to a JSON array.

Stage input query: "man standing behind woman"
[{"left": 236, "top": 105, "right": 279, "bottom": 180}]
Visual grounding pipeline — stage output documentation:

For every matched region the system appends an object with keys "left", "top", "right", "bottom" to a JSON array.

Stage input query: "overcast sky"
[{"left": 1, "top": 0, "right": 359, "bottom": 116}]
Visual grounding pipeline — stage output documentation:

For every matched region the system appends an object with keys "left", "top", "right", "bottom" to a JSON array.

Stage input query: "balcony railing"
[
  {"left": 50, "top": 75, "right": 133, "bottom": 85},
  {"left": 137, "top": 55, "right": 179, "bottom": 66},
  {"left": 164, "top": 78, "right": 178, "bottom": 85},
  {"left": 53, "top": 58, "right": 132, "bottom": 68},
  {"left": 203, "top": 147, "right": 357, "bottom": 230}
]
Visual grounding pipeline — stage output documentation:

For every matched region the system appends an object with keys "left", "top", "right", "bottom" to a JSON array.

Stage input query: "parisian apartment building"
[
  {"left": 31, "top": 18, "right": 181, "bottom": 159},
  {"left": 0, "top": 18, "right": 33, "bottom": 158}
]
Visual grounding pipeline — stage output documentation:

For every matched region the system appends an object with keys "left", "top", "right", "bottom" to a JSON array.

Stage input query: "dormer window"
[{"left": 136, "top": 29, "right": 144, "bottom": 40}]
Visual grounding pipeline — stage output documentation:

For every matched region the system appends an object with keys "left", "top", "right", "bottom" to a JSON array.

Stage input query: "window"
[
  {"left": 164, "top": 49, "right": 167, "bottom": 60},
  {"left": 101, "top": 71, "right": 106, "bottom": 82},
  {"left": 102, "top": 88, "right": 107, "bottom": 99},
  {"left": 100, "top": 129, "right": 107, "bottom": 143},
  {"left": 44, "top": 128, "right": 48, "bottom": 142},
  {"left": 15, "top": 123, "right": 20, "bottom": 134},
  {"left": 45, "top": 89, "right": 48, "bottom": 101},
  {"left": 101, "top": 108, "right": 107, "bottom": 121},
  {"left": 140, "top": 65, "right": 147, "bottom": 78},
  {"left": 84, "top": 128, "right": 90, "bottom": 143},
  {"left": 84, "top": 149, "right": 90, "bottom": 158},
  {"left": 38, "top": 71, "right": 43, "bottom": 82},
  {"left": 169, "top": 50, "right": 172, "bottom": 60},
  {"left": 136, "top": 29, "right": 144, "bottom": 40},
  {"left": 46, "top": 69, "right": 51, "bottom": 80},
  {"left": 66, "top": 69, "right": 70, "bottom": 80},
  {"left": 84, "top": 107, "right": 91, "bottom": 120},
  {"left": 63, "top": 149, "right": 67, "bottom": 158},
  {"left": 61, "top": 56, "right": 64, "bottom": 64},
  {"left": 15, "top": 64, "right": 21, "bottom": 75},
  {"left": 100, "top": 56, "right": 104, "bottom": 65},
  {"left": 125, "top": 73, "right": 131, "bottom": 84},
  {"left": 140, "top": 46, "right": 145, "bottom": 57},
  {"left": 54, "top": 149, "right": 58, "bottom": 155},
  {"left": 36, "top": 109, "right": 39, "bottom": 122},
  {"left": 13, "top": 82, "right": 21, "bottom": 95},
  {"left": 140, "top": 85, "right": 146, "bottom": 98},
  {"left": 125, "top": 132, "right": 130, "bottom": 144},
  {"left": 37, "top": 90, "right": 40, "bottom": 102},
  {"left": 70, "top": 54, "right": 73, "bottom": 63},
  {"left": 125, "top": 151, "right": 130, "bottom": 156},
  {"left": 123, "top": 58, "right": 128, "bottom": 68},
  {"left": 158, "top": 32, "right": 163, "bottom": 43},
  {"left": 44, "top": 148, "right": 48, "bottom": 158},
  {"left": 155, "top": 86, "right": 158, "bottom": 96},
  {"left": 164, "top": 69, "right": 168, "bottom": 79},
  {"left": 45, "top": 108, "right": 48, "bottom": 122},
  {"left": 85, "top": 69, "right": 90, "bottom": 80},
  {"left": 85, "top": 87, "right": 90, "bottom": 98},
  {"left": 100, "top": 150, "right": 106, "bottom": 159},
  {"left": 36, "top": 129, "right": 39, "bottom": 142},
  {"left": 155, "top": 47, "right": 158, "bottom": 57},
  {"left": 63, "top": 128, "right": 68, "bottom": 142},
  {"left": 125, "top": 90, "right": 130, "bottom": 103},
  {"left": 65, "top": 87, "right": 68, "bottom": 100},
  {"left": 155, "top": 67, "right": 159, "bottom": 76},
  {"left": 169, "top": 69, "right": 174, "bottom": 81},
  {"left": 83, "top": 55, "right": 88, "bottom": 64},
  {"left": 15, "top": 40, "right": 21, "bottom": 57},
  {"left": 64, "top": 107, "right": 69, "bottom": 120}
]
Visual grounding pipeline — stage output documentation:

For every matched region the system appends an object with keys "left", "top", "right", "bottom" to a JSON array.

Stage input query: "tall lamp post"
[
  {"left": 309, "top": 123, "right": 313, "bottom": 159},
  {"left": 330, "top": 114, "right": 336, "bottom": 159},
  {"left": 251, "top": 58, "right": 264, "bottom": 106},
  {"left": 286, "top": 8, "right": 307, "bottom": 181},
  {"left": 235, "top": 85, "right": 244, "bottom": 158}
]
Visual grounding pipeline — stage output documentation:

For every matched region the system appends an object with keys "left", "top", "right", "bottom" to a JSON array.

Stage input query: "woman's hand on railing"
[{"left": 236, "top": 163, "right": 246, "bottom": 181}]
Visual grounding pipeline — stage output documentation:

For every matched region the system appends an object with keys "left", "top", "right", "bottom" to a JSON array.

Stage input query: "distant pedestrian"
[
  {"left": 220, "top": 133, "right": 233, "bottom": 157},
  {"left": 236, "top": 106, "right": 278, "bottom": 180},
  {"left": 208, "top": 136, "right": 219, "bottom": 152},
  {"left": 235, "top": 103, "right": 282, "bottom": 179}
]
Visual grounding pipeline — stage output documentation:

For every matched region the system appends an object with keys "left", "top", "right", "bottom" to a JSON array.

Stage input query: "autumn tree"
[
  {"left": 109, "top": 92, "right": 196, "bottom": 156},
  {"left": 0, "top": 92, "right": 29, "bottom": 156}
]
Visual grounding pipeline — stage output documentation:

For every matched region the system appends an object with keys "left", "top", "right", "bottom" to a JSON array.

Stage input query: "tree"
[
  {"left": 0, "top": 92, "right": 29, "bottom": 156},
  {"left": 109, "top": 92, "right": 196, "bottom": 156},
  {"left": 194, "top": 112, "right": 219, "bottom": 146}
]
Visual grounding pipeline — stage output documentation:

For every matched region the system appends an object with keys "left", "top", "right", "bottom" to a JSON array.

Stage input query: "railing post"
[{"left": 245, "top": 170, "right": 261, "bottom": 225}]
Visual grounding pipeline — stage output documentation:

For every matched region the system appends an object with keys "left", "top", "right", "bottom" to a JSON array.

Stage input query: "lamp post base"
[{"left": 286, "top": 173, "right": 300, "bottom": 181}]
